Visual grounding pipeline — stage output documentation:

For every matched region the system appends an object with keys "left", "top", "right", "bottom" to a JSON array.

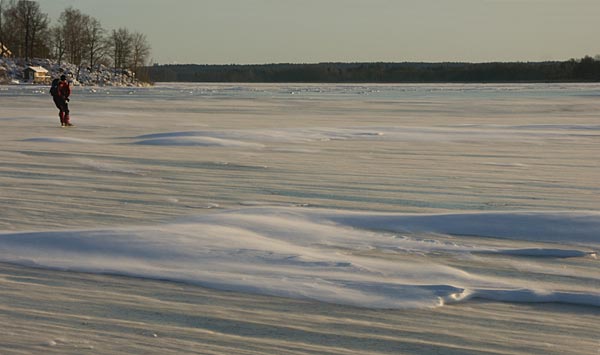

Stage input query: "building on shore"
[{"left": 24, "top": 66, "right": 51, "bottom": 84}]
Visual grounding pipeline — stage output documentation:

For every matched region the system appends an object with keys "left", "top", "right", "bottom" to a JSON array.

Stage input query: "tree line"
[
  {"left": 148, "top": 57, "right": 600, "bottom": 83},
  {"left": 0, "top": 0, "right": 150, "bottom": 79}
]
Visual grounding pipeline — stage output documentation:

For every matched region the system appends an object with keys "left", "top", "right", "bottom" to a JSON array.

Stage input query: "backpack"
[{"left": 49, "top": 78, "right": 60, "bottom": 96}]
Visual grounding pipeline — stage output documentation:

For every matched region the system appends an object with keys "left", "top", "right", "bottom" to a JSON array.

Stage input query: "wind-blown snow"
[
  {"left": 322, "top": 210, "right": 600, "bottom": 246},
  {"left": 134, "top": 135, "right": 265, "bottom": 148},
  {"left": 0, "top": 207, "right": 598, "bottom": 309},
  {"left": 22, "top": 137, "right": 99, "bottom": 144},
  {"left": 1, "top": 82, "right": 599, "bottom": 312}
]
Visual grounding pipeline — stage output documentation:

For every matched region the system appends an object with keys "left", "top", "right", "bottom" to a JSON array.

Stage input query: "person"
[{"left": 51, "top": 74, "right": 73, "bottom": 127}]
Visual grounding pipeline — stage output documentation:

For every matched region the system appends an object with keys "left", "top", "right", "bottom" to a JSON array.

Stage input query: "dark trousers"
[{"left": 53, "top": 96, "right": 70, "bottom": 124}]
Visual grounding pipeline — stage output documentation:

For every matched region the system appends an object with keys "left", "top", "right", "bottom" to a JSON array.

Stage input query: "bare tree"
[
  {"left": 2, "top": 0, "right": 152, "bottom": 83},
  {"left": 58, "top": 7, "right": 88, "bottom": 66},
  {"left": 28, "top": 0, "right": 48, "bottom": 58},
  {"left": 1, "top": 1, "right": 18, "bottom": 58},
  {"left": 57, "top": 7, "right": 108, "bottom": 80},
  {"left": 1, "top": 1, "right": 20, "bottom": 57},
  {"left": 85, "top": 17, "right": 106, "bottom": 68},
  {"left": 130, "top": 32, "right": 150, "bottom": 75},
  {"left": 4, "top": 0, "right": 49, "bottom": 61},
  {"left": 50, "top": 24, "right": 65, "bottom": 62},
  {"left": 109, "top": 27, "right": 132, "bottom": 71}
]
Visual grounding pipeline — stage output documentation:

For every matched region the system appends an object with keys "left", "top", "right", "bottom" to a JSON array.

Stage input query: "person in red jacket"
[{"left": 52, "top": 75, "right": 73, "bottom": 127}]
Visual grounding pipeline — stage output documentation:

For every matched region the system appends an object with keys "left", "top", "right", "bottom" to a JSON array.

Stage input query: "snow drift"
[{"left": 0, "top": 207, "right": 598, "bottom": 309}]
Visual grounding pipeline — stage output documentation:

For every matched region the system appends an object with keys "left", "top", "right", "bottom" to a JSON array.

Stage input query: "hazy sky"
[{"left": 36, "top": 0, "right": 600, "bottom": 65}]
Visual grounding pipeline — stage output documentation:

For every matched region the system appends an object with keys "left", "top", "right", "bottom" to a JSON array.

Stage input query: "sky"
[{"left": 35, "top": 0, "right": 600, "bottom": 65}]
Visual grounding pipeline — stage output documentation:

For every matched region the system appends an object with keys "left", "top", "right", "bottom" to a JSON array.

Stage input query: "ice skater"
[{"left": 50, "top": 74, "right": 73, "bottom": 127}]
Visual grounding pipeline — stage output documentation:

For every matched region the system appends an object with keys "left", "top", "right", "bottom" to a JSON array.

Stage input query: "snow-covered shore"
[{"left": 0, "top": 57, "right": 148, "bottom": 86}]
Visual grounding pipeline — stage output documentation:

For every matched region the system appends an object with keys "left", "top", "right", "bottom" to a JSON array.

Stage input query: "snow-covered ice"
[
  {"left": 0, "top": 207, "right": 598, "bottom": 309},
  {"left": 1, "top": 82, "right": 599, "bottom": 354}
]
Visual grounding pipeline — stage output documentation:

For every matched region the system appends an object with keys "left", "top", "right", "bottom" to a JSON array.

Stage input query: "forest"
[
  {"left": 148, "top": 57, "right": 600, "bottom": 83},
  {"left": 0, "top": 0, "right": 151, "bottom": 78}
]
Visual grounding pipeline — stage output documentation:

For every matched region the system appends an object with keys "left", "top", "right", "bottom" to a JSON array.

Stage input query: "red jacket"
[{"left": 58, "top": 81, "right": 71, "bottom": 99}]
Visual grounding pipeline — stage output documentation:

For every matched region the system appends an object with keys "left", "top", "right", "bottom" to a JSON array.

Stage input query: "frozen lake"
[{"left": 0, "top": 83, "right": 599, "bottom": 354}]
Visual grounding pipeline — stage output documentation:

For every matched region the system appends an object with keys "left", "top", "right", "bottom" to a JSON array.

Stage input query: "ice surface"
[
  {"left": 0, "top": 82, "right": 599, "bottom": 310},
  {"left": 21, "top": 137, "right": 99, "bottom": 144}
]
